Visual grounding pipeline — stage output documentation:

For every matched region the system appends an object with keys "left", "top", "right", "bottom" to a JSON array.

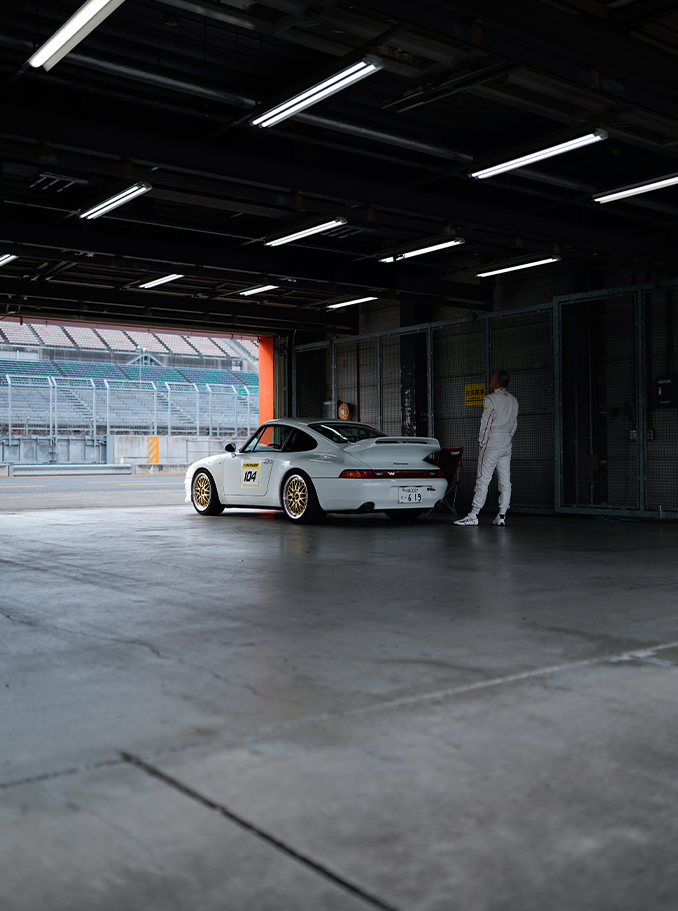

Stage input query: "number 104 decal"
[{"left": 241, "top": 462, "right": 260, "bottom": 486}]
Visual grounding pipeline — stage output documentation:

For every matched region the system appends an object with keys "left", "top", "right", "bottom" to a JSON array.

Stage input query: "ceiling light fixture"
[
  {"left": 138, "top": 273, "right": 184, "bottom": 289},
  {"left": 379, "top": 236, "right": 465, "bottom": 263},
  {"left": 327, "top": 295, "right": 378, "bottom": 310},
  {"left": 476, "top": 256, "right": 561, "bottom": 278},
  {"left": 251, "top": 55, "right": 383, "bottom": 129},
  {"left": 263, "top": 216, "right": 347, "bottom": 247},
  {"left": 27, "top": 0, "right": 126, "bottom": 71},
  {"left": 239, "top": 284, "right": 279, "bottom": 296},
  {"left": 471, "top": 129, "right": 608, "bottom": 180},
  {"left": 0, "top": 254, "right": 18, "bottom": 267},
  {"left": 79, "top": 181, "right": 152, "bottom": 220},
  {"left": 593, "top": 173, "right": 678, "bottom": 203}
]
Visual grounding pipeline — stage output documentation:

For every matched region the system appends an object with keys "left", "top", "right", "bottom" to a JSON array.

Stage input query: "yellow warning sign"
[
  {"left": 147, "top": 436, "right": 159, "bottom": 463},
  {"left": 464, "top": 383, "right": 485, "bottom": 406}
]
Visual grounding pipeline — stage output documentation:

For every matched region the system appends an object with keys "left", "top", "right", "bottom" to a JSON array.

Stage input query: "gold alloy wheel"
[
  {"left": 284, "top": 476, "right": 308, "bottom": 518},
  {"left": 193, "top": 473, "right": 212, "bottom": 509}
]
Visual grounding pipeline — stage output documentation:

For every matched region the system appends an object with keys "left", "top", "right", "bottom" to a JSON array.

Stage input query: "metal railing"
[{"left": 0, "top": 374, "right": 258, "bottom": 437}]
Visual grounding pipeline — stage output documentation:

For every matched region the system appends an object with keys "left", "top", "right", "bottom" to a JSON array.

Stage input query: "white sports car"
[{"left": 185, "top": 418, "right": 447, "bottom": 523}]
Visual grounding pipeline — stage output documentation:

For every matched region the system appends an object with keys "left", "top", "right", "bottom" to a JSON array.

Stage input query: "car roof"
[{"left": 261, "top": 417, "right": 375, "bottom": 429}]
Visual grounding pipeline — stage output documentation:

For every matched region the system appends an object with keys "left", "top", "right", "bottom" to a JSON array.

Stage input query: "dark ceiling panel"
[{"left": 2, "top": 0, "right": 678, "bottom": 336}]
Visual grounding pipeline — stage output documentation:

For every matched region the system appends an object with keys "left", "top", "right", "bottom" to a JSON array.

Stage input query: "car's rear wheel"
[
  {"left": 282, "top": 472, "right": 325, "bottom": 524},
  {"left": 191, "top": 470, "right": 224, "bottom": 515},
  {"left": 385, "top": 509, "right": 425, "bottom": 522}
]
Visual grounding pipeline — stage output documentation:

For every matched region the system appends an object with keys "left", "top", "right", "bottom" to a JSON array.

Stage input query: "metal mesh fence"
[
  {"left": 646, "top": 289, "right": 678, "bottom": 509},
  {"left": 358, "top": 339, "right": 379, "bottom": 427},
  {"left": 561, "top": 296, "right": 637, "bottom": 509},
  {"left": 2, "top": 376, "right": 53, "bottom": 435},
  {"left": 489, "top": 312, "right": 554, "bottom": 508},
  {"left": 432, "top": 322, "right": 485, "bottom": 506},
  {"left": 381, "top": 335, "right": 401, "bottom": 435},
  {"left": 295, "top": 348, "right": 326, "bottom": 417},
  {"left": 336, "top": 342, "right": 358, "bottom": 420},
  {"left": 53, "top": 377, "right": 96, "bottom": 436}
]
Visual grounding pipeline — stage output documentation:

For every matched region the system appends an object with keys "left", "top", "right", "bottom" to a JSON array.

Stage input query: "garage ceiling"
[{"left": 2, "top": 0, "right": 678, "bottom": 336}]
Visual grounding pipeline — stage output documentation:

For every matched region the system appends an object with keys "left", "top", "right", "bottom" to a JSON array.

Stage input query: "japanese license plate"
[{"left": 398, "top": 487, "right": 423, "bottom": 504}]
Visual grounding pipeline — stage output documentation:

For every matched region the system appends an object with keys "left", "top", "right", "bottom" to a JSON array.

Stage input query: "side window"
[
  {"left": 241, "top": 425, "right": 291, "bottom": 453},
  {"left": 284, "top": 429, "right": 318, "bottom": 453}
]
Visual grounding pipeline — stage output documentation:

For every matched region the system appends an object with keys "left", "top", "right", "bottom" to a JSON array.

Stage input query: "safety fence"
[
  {"left": 0, "top": 376, "right": 258, "bottom": 438},
  {"left": 293, "top": 281, "right": 678, "bottom": 518}
]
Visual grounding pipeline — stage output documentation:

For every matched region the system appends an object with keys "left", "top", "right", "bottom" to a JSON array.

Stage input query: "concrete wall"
[{"left": 106, "top": 435, "right": 228, "bottom": 465}]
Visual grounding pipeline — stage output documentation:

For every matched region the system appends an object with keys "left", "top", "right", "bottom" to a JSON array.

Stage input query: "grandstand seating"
[
  {"left": 55, "top": 360, "right": 127, "bottom": 387},
  {"left": 237, "top": 372, "right": 259, "bottom": 388},
  {"left": 0, "top": 323, "right": 42, "bottom": 346},
  {"left": 179, "top": 366, "right": 245, "bottom": 389},
  {"left": 95, "top": 328, "right": 137, "bottom": 351},
  {"left": 64, "top": 327, "right": 108, "bottom": 350},
  {"left": 119, "top": 364, "right": 186, "bottom": 384},
  {"left": 185, "top": 335, "right": 224, "bottom": 357},
  {"left": 125, "top": 330, "right": 169, "bottom": 354},
  {"left": 154, "top": 333, "right": 199, "bottom": 356},
  {"left": 31, "top": 324, "right": 74, "bottom": 347},
  {"left": 0, "top": 358, "right": 61, "bottom": 380}
]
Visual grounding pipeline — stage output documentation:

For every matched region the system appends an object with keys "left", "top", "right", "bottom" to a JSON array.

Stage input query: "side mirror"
[{"left": 224, "top": 442, "right": 237, "bottom": 452}]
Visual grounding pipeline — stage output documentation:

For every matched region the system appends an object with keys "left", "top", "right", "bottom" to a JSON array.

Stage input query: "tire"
[
  {"left": 191, "top": 470, "right": 224, "bottom": 516},
  {"left": 385, "top": 509, "right": 425, "bottom": 522},
  {"left": 281, "top": 472, "right": 325, "bottom": 524}
]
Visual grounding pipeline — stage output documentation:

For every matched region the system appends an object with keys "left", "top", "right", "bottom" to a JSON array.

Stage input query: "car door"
[{"left": 223, "top": 424, "right": 291, "bottom": 501}]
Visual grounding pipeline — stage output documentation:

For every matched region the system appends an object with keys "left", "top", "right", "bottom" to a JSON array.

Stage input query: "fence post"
[
  {"left": 233, "top": 385, "right": 238, "bottom": 436},
  {"left": 53, "top": 377, "right": 58, "bottom": 440},
  {"left": 207, "top": 384, "right": 212, "bottom": 436},
  {"left": 152, "top": 382, "right": 157, "bottom": 436},
  {"left": 90, "top": 379, "right": 96, "bottom": 437},
  {"left": 8, "top": 376, "right": 11, "bottom": 437},
  {"left": 104, "top": 380, "right": 110, "bottom": 436},
  {"left": 194, "top": 383, "right": 199, "bottom": 435},
  {"left": 165, "top": 382, "right": 171, "bottom": 436}
]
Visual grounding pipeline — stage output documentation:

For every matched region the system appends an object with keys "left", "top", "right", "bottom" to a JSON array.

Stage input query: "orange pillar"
[{"left": 258, "top": 336, "right": 274, "bottom": 422}]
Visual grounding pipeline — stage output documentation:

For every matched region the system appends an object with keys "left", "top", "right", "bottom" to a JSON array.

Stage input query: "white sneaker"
[
  {"left": 454, "top": 514, "right": 478, "bottom": 526},
  {"left": 493, "top": 513, "right": 506, "bottom": 526}
]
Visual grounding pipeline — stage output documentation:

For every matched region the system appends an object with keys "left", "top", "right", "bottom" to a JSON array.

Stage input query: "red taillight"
[{"left": 339, "top": 468, "right": 444, "bottom": 479}]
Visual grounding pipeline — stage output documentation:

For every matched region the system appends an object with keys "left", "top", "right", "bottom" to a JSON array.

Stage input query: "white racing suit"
[{"left": 472, "top": 387, "right": 519, "bottom": 514}]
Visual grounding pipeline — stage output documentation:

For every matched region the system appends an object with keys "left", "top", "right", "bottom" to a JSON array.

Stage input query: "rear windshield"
[{"left": 309, "top": 422, "right": 386, "bottom": 445}]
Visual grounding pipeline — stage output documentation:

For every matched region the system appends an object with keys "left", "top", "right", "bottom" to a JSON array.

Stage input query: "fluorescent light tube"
[
  {"left": 379, "top": 237, "right": 465, "bottom": 263},
  {"left": 476, "top": 256, "right": 561, "bottom": 278},
  {"left": 593, "top": 173, "right": 678, "bottom": 203},
  {"left": 252, "top": 56, "right": 383, "bottom": 128},
  {"left": 28, "top": 0, "right": 126, "bottom": 71},
  {"left": 0, "top": 254, "right": 18, "bottom": 267},
  {"left": 239, "top": 284, "right": 279, "bottom": 296},
  {"left": 79, "top": 181, "right": 151, "bottom": 220},
  {"left": 139, "top": 273, "right": 184, "bottom": 289},
  {"left": 327, "top": 296, "right": 378, "bottom": 310},
  {"left": 264, "top": 217, "right": 347, "bottom": 247},
  {"left": 471, "top": 129, "right": 608, "bottom": 179}
]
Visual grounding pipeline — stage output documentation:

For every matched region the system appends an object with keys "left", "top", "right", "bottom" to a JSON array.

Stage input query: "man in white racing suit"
[{"left": 455, "top": 370, "right": 518, "bottom": 527}]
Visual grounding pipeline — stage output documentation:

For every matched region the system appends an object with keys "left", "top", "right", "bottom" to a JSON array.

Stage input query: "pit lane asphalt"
[{"left": 0, "top": 473, "right": 186, "bottom": 511}]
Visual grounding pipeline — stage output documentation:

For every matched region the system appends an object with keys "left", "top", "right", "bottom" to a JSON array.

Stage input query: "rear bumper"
[{"left": 314, "top": 477, "right": 447, "bottom": 512}]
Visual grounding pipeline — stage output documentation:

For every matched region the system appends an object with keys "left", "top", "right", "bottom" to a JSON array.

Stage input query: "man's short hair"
[{"left": 494, "top": 369, "right": 510, "bottom": 388}]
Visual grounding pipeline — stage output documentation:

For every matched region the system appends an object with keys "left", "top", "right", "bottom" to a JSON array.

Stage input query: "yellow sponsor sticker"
[
  {"left": 465, "top": 383, "right": 485, "bottom": 406},
  {"left": 241, "top": 462, "right": 260, "bottom": 486}
]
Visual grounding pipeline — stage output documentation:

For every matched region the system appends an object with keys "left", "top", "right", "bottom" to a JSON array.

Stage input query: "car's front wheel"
[
  {"left": 385, "top": 509, "right": 425, "bottom": 522},
  {"left": 191, "top": 470, "right": 224, "bottom": 516},
  {"left": 281, "top": 472, "right": 325, "bottom": 524}
]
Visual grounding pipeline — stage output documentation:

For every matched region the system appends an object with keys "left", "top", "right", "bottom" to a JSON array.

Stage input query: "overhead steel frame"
[{"left": 292, "top": 278, "right": 678, "bottom": 519}]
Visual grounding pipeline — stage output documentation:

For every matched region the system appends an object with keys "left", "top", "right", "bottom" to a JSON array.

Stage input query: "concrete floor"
[{"left": 1, "top": 497, "right": 678, "bottom": 910}]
